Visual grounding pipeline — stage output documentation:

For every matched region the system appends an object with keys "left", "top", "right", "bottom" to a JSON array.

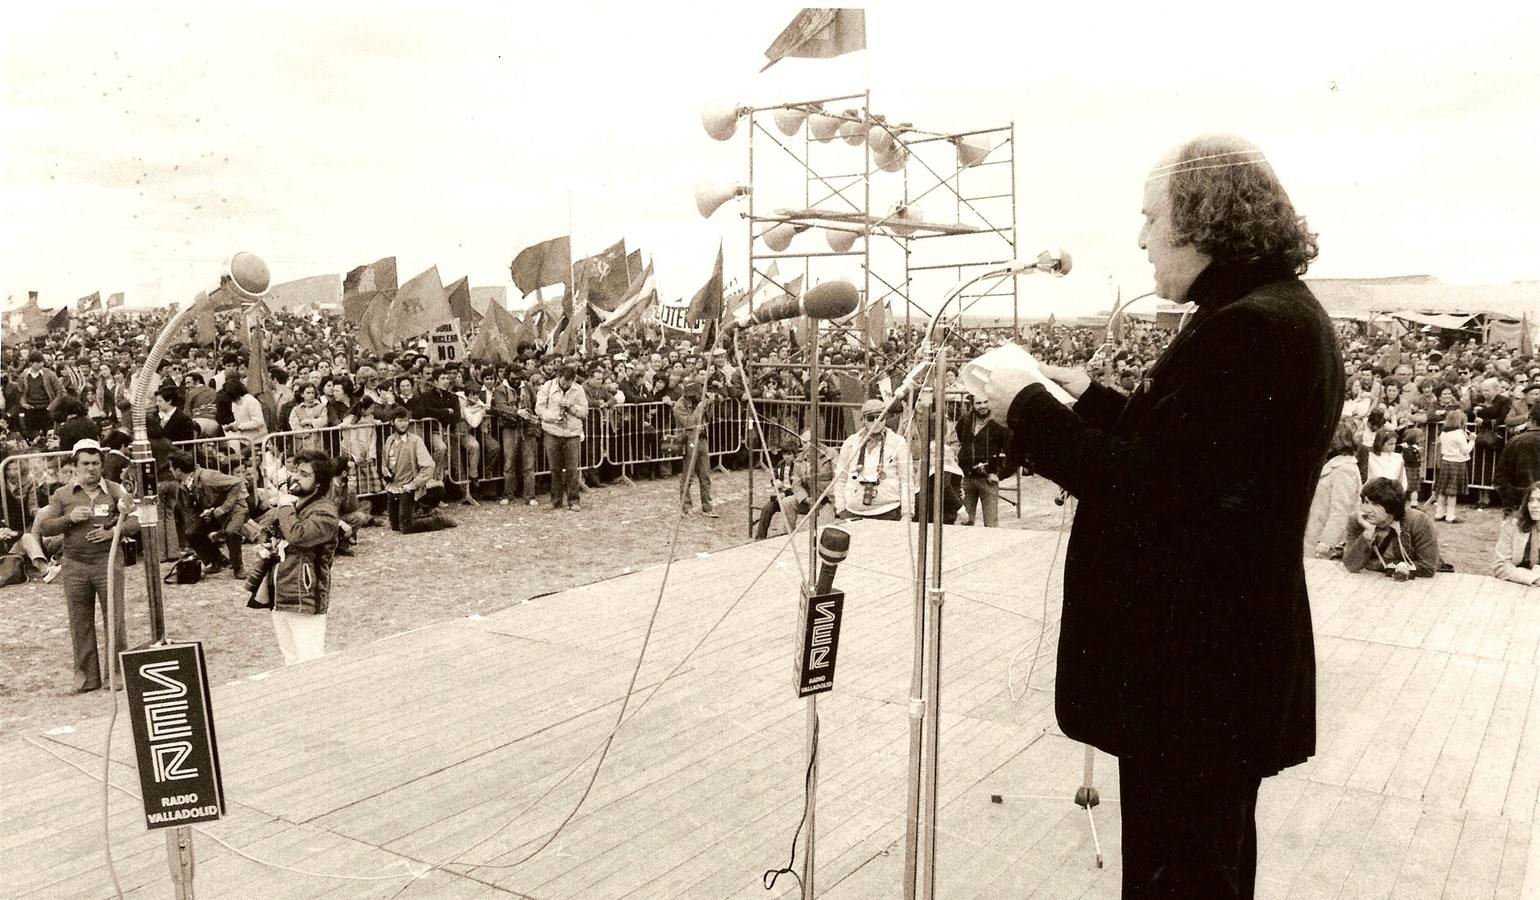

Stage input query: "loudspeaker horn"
[
  {"left": 762, "top": 222, "right": 800, "bottom": 252},
  {"left": 826, "top": 228, "right": 859, "bottom": 253},
  {"left": 887, "top": 204, "right": 923, "bottom": 237},
  {"left": 954, "top": 134, "right": 992, "bottom": 168},
  {"left": 808, "top": 109, "right": 842, "bottom": 143},
  {"left": 876, "top": 142, "right": 910, "bottom": 173},
  {"left": 838, "top": 111, "right": 867, "bottom": 146},
  {"left": 695, "top": 180, "right": 750, "bottom": 219},
  {"left": 774, "top": 106, "right": 808, "bottom": 136},
  {"left": 701, "top": 99, "right": 744, "bottom": 141}
]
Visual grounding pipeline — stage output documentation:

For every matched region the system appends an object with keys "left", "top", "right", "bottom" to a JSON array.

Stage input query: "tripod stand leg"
[{"left": 1072, "top": 744, "right": 1103, "bottom": 868}]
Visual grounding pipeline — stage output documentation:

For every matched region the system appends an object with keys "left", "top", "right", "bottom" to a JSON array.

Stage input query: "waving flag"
[
  {"left": 510, "top": 235, "right": 572, "bottom": 296},
  {"left": 445, "top": 275, "right": 481, "bottom": 324},
  {"left": 762, "top": 9, "right": 866, "bottom": 72},
  {"left": 388, "top": 266, "right": 454, "bottom": 342},
  {"left": 686, "top": 243, "right": 724, "bottom": 349},
  {"left": 106, "top": 292, "right": 125, "bottom": 310},
  {"left": 343, "top": 257, "right": 398, "bottom": 323},
  {"left": 574, "top": 239, "right": 629, "bottom": 311},
  {"left": 77, "top": 291, "right": 102, "bottom": 313},
  {"left": 595, "top": 261, "right": 658, "bottom": 334}
]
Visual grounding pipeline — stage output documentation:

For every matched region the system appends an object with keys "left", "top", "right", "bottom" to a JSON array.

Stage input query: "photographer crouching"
[{"left": 245, "top": 449, "right": 339, "bottom": 666}]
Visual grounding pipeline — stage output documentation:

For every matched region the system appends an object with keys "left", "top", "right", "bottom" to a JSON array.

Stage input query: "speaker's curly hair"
[{"left": 1161, "top": 135, "right": 1319, "bottom": 275}]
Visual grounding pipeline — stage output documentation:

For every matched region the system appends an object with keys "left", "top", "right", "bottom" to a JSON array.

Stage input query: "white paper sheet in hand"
[{"left": 958, "top": 342, "right": 1077, "bottom": 407}]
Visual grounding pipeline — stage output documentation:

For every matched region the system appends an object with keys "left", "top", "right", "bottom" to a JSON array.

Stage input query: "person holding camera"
[
  {"left": 538, "top": 364, "right": 588, "bottom": 511},
  {"left": 1342, "top": 476, "right": 1440, "bottom": 578},
  {"left": 248, "top": 449, "right": 339, "bottom": 666},
  {"left": 169, "top": 450, "right": 249, "bottom": 578},
  {"left": 833, "top": 398, "right": 912, "bottom": 522},
  {"left": 381, "top": 406, "right": 454, "bottom": 533},
  {"left": 956, "top": 393, "right": 1009, "bottom": 527}
]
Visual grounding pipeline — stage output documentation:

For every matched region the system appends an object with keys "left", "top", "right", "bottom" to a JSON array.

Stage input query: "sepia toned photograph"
[{"left": 2, "top": 3, "right": 1537, "bottom": 897}]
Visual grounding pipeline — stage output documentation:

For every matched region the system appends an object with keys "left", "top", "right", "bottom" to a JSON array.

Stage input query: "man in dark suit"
[
  {"left": 987, "top": 135, "right": 1343, "bottom": 899},
  {"left": 169, "top": 450, "right": 249, "bottom": 577},
  {"left": 150, "top": 383, "right": 199, "bottom": 445}
]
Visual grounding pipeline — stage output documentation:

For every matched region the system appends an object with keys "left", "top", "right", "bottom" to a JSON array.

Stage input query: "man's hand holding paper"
[{"left": 959, "top": 343, "right": 1082, "bottom": 427}]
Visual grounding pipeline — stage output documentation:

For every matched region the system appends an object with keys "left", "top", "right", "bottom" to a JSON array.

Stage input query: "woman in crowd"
[
  {"left": 1343, "top": 476, "right": 1441, "bottom": 577},
  {"left": 1492, "top": 479, "right": 1540, "bottom": 586},
  {"left": 1305, "top": 421, "right": 1362, "bottom": 558},
  {"left": 288, "top": 382, "right": 329, "bottom": 451},
  {"left": 222, "top": 377, "right": 268, "bottom": 453}
]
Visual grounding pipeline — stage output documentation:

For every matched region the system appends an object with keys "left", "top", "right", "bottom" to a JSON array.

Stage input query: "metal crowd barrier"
[
  {"left": 11, "top": 405, "right": 1510, "bottom": 533},
  {"left": 0, "top": 434, "right": 258, "bottom": 532}
]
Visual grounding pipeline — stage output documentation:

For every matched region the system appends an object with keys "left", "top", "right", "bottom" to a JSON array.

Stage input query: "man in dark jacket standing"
[
  {"left": 987, "top": 135, "right": 1342, "bottom": 898},
  {"left": 955, "top": 394, "right": 1009, "bottom": 526},
  {"left": 252, "top": 449, "right": 338, "bottom": 666}
]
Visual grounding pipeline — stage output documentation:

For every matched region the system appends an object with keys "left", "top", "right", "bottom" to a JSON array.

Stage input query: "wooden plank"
[
  {"left": 1422, "top": 658, "right": 1506, "bottom": 811},
  {"left": 1386, "top": 809, "right": 1464, "bottom": 900},
  {"left": 1443, "top": 811, "right": 1509, "bottom": 900},
  {"left": 1383, "top": 655, "right": 1479, "bottom": 802},
  {"left": 1337, "top": 795, "right": 1427, "bottom": 899},
  {"left": 1463, "top": 662, "right": 1534, "bottom": 815}
]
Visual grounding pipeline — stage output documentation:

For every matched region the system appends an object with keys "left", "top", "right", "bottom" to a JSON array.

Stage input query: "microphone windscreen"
[
  {"left": 1057, "top": 250, "right": 1073, "bottom": 275},
  {"left": 803, "top": 280, "right": 860, "bottom": 319},
  {"left": 817, "top": 524, "right": 851, "bottom": 563}
]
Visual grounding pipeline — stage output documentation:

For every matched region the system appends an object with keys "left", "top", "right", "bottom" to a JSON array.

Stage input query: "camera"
[
  {"left": 243, "top": 539, "right": 283, "bottom": 608},
  {"left": 1390, "top": 561, "right": 1412, "bottom": 582}
]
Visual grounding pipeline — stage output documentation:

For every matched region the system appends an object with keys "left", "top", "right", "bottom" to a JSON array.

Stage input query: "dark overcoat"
[{"left": 1004, "top": 260, "right": 1344, "bottom": 777}]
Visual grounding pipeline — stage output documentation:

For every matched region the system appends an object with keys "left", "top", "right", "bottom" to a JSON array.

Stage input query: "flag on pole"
[
  {"left": 444, "top": 276, "right": 480, "bottom": 324},
  {"left": 686, "top": 243, "right": 724, "bottom": 349},
  {"left": 761, "top": 8, "right": 866, "bottom": 72},
  {"left": 343, "top": 257, "right": 398, "bottom": 323},
  {"left": 262, "top": 274, "right": 341, "bottom": 314},
  {"left": 387, "top": 266, "right": 454, "bottom": 342},
  {"left": 469, "top": 286, "right": 507, "bottom": 316},
  {"left": 105, "top": 292, "right": 125, "bottom": 310},
  {"left": 356, "top": 294, "right": 395, "bottom": 355},
  {"left": 47, "top": 306, "right": 72, "bottom": 333},
  {"left": 468, "top": 301, "right": 537, "bottom": 364},
  {"left": 864, "top": 297, "right": 887, "bottom": 348},
  {"left": 77, "top": 292, "right": 102, "bottom": 314},
  {"left": 626, "top": 249, "right": 643, "bottom": 285},
  {"left": 510, "top": 235, "right": 572, "bottom": 296},
  {"left": 4, "top": 293, "right": 50, "bottom": 340},
  {"left": 595, "top": 261, "right": 658, "bottom": 334},
  {"left": 574, "top": 239, "right": 629, "bottom": 312}
]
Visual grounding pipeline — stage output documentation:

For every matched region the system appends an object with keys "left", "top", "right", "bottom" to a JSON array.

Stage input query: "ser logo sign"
[
  {"left": 122, "top": 643, "right": 225, "bottom": 830},
  {"left": 794, "top": 589, "right": 845, "bottom": 697}
]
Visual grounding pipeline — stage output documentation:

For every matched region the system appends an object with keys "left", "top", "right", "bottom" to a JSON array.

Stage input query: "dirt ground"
[{"left": 0, "top": 471, "right": 1505, "bottom": 737}]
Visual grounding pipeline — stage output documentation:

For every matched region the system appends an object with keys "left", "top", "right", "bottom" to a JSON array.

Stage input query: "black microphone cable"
[{"left": 762, "top": 712, "right": 818, "bottom": 894}]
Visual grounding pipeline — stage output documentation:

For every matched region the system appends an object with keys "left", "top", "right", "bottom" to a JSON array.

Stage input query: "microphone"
[
  {"left": 814, "top": 524, "right": 851, "bottom": 595},
  {"left": 727, "top": 280, "right": 860, "bottom": 333},
  {"left": 999, "top": 249, "right": 1073, "bottom": 278}
]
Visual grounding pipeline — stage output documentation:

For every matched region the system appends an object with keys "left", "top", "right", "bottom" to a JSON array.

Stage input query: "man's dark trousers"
[
  {"left": 62, "top": 558, "right": 127, "bottom": 691},
  {"left": 1118, "top": 755, "right": 1262, "bottom": 899}
]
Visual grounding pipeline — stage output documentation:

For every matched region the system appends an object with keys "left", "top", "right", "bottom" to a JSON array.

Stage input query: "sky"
[{"left": 2, "top": 1, "right": 1538, "bottom": 324}]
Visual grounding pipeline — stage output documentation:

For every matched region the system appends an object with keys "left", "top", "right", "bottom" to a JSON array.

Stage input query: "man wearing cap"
[
  {"left": 35, "top": 440, "right": 139, "bottom": 692},
  {"left": 672, "top": 381, "right": 717, "bottom": 516},
  {"left": 833, "top": 399, "right": 912, "bottom": 521}
]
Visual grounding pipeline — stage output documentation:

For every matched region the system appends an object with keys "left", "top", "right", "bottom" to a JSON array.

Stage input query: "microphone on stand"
[
  {"left": 814, "top": 524, "right": 851, "bottom": 595},
  {"left": 723, "top": 280, "right": 860, "bottom": 338},
  {"left": 998, "top": 249, "right": 1073, "bottom": 278}
]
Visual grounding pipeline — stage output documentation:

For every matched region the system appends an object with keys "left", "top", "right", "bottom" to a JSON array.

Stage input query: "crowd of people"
[{"left": 2, "top": 294, "right": 1538, "bottom": 694}]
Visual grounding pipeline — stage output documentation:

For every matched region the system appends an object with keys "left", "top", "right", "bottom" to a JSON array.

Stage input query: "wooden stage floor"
[{"left": 5, "top": 522, "right": 1538, "bottom": 899}]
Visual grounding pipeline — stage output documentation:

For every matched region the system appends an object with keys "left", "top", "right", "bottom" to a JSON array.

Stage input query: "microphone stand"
[
  {"left": 901, "top": 263, "right": 1040, "bottom": 900},
  {"left": 802, "top": 314, "right": 821, "bottom": 899}
]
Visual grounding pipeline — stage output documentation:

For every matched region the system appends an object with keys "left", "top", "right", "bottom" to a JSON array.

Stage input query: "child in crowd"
[
  {"left": 1366, "top": 428, "right": 1408, "bottom": 504},
  {"left": 1433, "top": 410, "right": 1474, "bottom": 523}
]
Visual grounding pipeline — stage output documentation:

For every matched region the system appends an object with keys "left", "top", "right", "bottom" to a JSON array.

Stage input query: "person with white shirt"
[{"left": 833, "top": 399, "right": 912, "bottom": 521}]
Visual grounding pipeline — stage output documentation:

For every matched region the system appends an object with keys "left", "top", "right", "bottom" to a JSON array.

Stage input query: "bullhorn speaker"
[
  {"left": 701, "top": 99, "right": 745, "bottom": 141},
  {"left": 763, "top": 221, "right": 810, "bottom": 251},
  {"left": 887, "top": 204, "right": 924, "bottom": 237},
  {"left": 838, "top": 111, "right": 867, "bottom": 146},
  {"left": 954, "top": 134, "right": 992, "bottom": 168},
  {"left": 695, "top": 180, "right": 750, "bottom": 218},
  {"left": 826, "top": 228, "right": 859, "bottom": 253},
  {"left": 808, "top": 109, "right": 842, "bottom": 143},
  {"left": 774, "top": 106, "right": 809, "bottom": 136}
]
